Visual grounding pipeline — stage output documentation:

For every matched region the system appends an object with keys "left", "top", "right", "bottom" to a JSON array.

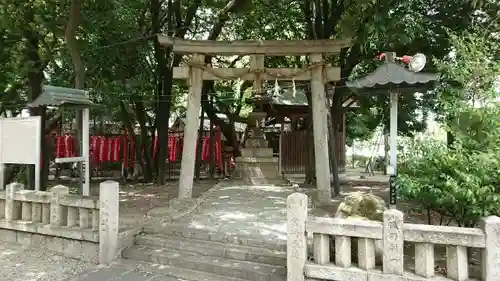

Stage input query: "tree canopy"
[{"left": 1, "top": 0, "right": 498, "bottom": 184}]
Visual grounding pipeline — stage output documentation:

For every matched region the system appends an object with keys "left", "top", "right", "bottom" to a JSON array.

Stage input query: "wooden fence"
[{"left": 279, "top": 130, "right": 346, "bottom": 174}]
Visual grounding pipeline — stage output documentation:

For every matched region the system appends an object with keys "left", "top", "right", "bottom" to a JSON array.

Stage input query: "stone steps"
[
  {"left": 135, "top": 233, "right": 286, "bottom": 266},
  {"left": 122, "top": 244, "right": 286, "bottom": 281},
  {"left": 143, "top": 223, "right": 287, "bottom": 251},
  {"left": 115, "top": 259, "right": 256, "bottom": 281}
]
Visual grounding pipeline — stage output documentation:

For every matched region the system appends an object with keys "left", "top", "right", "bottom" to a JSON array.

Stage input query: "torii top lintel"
[{"left": 157, "top": 35, "right": 351, "bottom": 56}]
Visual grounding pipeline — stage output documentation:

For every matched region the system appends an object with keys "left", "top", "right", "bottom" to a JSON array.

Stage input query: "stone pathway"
[
  {"left": 172, "top": 182, "right": 301, "bottom": 245},
  {"left": 170, "top": 179, "right": 388, "bottom": 243},
  {"left": 63, "top": 262, "right": 185, "bottom": 281}
]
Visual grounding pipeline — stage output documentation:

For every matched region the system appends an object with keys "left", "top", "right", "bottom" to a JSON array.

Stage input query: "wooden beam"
[
  {"left": 172, "top": 67, "right": 341, "bottom": 81},
  {"left": 342, "top": 94, "right": 354, "bottom": 104},
  {"left": 250, "top": 55, "right": 264, "bottom": 93},
  {"left": 158, "top": 35, "right": 351, "bottom": 55}
]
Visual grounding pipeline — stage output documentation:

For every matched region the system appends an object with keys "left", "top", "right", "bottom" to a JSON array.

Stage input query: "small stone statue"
[{"left": 333, "top": 192, "right": 386, "bottom": 265}]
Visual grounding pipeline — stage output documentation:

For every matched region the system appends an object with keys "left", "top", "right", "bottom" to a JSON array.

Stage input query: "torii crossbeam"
[{"left": 158, "top": 35, "right": 351, "bottom": 204}]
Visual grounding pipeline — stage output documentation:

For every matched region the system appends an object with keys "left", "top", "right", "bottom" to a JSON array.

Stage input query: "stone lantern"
[{"left": 232, "top": 95, "right": 286, "bottom": 185}]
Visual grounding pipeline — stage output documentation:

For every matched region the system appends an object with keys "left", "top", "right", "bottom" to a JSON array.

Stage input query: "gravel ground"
[
  {"left": 0, "top": 241, "right": 96, "bottom": 281},
  {"left": 0, "top": 242, "right": 188, "bottom": 281},
  {"left": 0, "top": 180, "right": 217, "bottom": 281}
]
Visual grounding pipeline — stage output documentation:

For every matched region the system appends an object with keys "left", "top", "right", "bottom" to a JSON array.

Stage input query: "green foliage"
[
  {"left": 397, "top": 138, "right": 500, "bottom": 227},
  {"left": 396, "top": 28, "right": 500, "bottom": 227},
  {"left": 451, "top": 105, "right": 500, "bottom": 152},
  {"left": 434, "top": 28, "right": 500, "bottom": 121},
  {"left": 0, "top": 0, "right": 498, "bottom": 186}
]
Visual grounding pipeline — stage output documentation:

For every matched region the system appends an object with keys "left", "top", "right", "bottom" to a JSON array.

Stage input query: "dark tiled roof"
[
  {"left": 28, "top": 85, "right": 93, "bottom": 107},
  {"left": 346, "top": 62, "right": 439, "bottom": 94}
]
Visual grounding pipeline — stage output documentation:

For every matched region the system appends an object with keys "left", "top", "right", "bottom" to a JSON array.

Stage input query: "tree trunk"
[
  {"left": 198, "top": 0, "right": 252, "bottom": 158},
  {"left": 133, "top": 100, "right": 154, "bottom": 182},
  {"left": 209, "top": 95, "right": 215, "bottom": 179},
  {"left": 328, "top": 113, "right": 340, "bottom": 196},
  {"left": 65, "top": 0, "right": 85, "bottom": 193},
  {"left": 195, "top": 109, "right": 205, "bottom": 180},
  {"left": 151, "top": 0, "right": 174, "bottom": 185},
  {"left": 120, "top": 102, "right": 147, "bottom": 179},
  {"left": 329, "top": 87, "right": 342, "bottom": 196},
  {"left": 304, "top": 90, "right": 315, "bottom": 184},
  {"left": 24, "top": 13, "right": 48, "bottom": 191},
  {"left": 384, "top": 134, "right": 389, "bottom": 175},
  {"left": 446, "top": 114, "right": 455, "bottom": 148}
]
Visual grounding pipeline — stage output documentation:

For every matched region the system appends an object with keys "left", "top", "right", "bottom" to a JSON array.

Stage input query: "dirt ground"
[
  {"left": 49, "top": 179, "right": 217, "bottom": 228},
  {"left": 117, "top": 180, "right": 216, "bottom": 227}
]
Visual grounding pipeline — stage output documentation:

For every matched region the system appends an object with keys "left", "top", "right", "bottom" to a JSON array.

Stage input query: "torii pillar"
[
  {"left": 178, "top": 54, "right": 204, "bottom": 199},
  {"left": 310, "top": 53, "right": 331, "bottom": 204}
]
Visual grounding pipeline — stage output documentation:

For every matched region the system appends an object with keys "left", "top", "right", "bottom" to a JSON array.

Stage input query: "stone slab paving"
[
  {"left": 64, "top": 264, "right": 183, "bottom": 281},
  {"left": 166, "top": 180, "right": 388, "bottom": 246},
  {"left": 174, "top": 183, "right": 301, "bottom": 245}
]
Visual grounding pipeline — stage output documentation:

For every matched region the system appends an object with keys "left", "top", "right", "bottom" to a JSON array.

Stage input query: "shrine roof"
[
  {"left": 28, "top": 85, "right": 94, "bottom": 108},
  {"left": 346, "top": 62, "right": 439, "bottom": 94}
]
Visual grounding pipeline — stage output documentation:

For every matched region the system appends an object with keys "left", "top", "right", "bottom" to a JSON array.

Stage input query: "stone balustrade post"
[
  {"left": 480, "top": 216, "right": 500, "bottom": 281},
  {"left": 287, "top": 192, "right": 308, "bottom": 281},
  {"left": 99, "top": 180, "right": 119, "bottom": 265},
  {"left": 50, "top": 185, "right": 69, "bottom": 226},
  {"left": 31, "top": 195, "right": 43, "bottom": 223},
  {"left": 383, "top": 209, "right": 404, "bottom": 275},
  {"left": 5, "top": 182, "right": 23, "bottom": 221},
  {"left": 67, "top": 206, "right": 78, "bottom": 227}
]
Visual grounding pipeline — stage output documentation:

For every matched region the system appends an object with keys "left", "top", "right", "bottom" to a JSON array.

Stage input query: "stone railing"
[
  {"left": 0, "top": 181, "right": 120, "bottom": 264},
  {"left": 287, "top": 193, "right": 500, "bottom": 281}
]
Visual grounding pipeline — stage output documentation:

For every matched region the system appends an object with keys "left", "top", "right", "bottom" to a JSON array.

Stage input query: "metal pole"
[
  {"left": 388, "top": 91, "right": 398, "bottom": 208},
  {"left": 34, "top": 116, "right": 42, "bottom": 191},
  {"left": 278, "top": 117, "right": 284, "bottom": 175}
]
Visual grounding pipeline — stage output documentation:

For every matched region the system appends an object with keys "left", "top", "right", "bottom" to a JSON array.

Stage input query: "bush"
[
  {"left": 397, "top": 29, "right": 500, "bottom": 227},
  {"left": 397, "top": 137, "right": 500, "bottom": 227}
]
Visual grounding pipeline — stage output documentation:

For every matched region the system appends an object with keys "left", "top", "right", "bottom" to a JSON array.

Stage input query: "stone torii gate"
[{"left": 157, "top": 36, "right": 351, "bottom": 204}]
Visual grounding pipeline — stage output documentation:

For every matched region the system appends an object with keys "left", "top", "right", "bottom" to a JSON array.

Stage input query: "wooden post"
[
  {"left": 309, "top": 53, "right": 331, "bottom": 204},
  {"left": 178, "top": 54, "right": 204, "bottom": 199},
  {"left": 250, "top": 55, "right": 264, "bottom": 94}
]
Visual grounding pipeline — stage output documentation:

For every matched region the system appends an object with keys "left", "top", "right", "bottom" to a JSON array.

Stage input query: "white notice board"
[
  {"left": 0, "top": 116, "right": 42, "bottom": 164},
  {"left": 0, "top": 116, "right": 41, "bottom": 190}
]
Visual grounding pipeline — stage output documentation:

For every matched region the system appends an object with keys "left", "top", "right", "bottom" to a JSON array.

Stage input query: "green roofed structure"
[
  {"left": 28, "top": 85, "right": 94, "bottom": 108},
  {"left": 28, "top": 85, "right": 92, "bottom": 196}
]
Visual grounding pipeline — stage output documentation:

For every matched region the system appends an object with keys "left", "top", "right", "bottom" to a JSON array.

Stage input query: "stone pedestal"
[{"left": 233, "top": 112, "right": 286, "bottom": 185}]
